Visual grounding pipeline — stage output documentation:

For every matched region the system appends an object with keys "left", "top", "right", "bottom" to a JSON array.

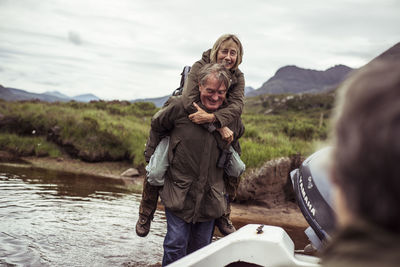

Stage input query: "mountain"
[
  {"left": 366, "top": 42, "right": 400, "bottom": 65},
  {"left": 132, "top": 95, "right": 170, "bottom": 108},
  {"left": 0, "top": 85, "right": 100, "bottom": 103},
  {"left": 0, "top": 85, "right": 16, "bottom": 101},
  {"left": 72, "top": 94, "right": 100, "bottom": 102},
  {"left": 244, "top": 86, "right": 255, "bottom": 96},
  {"left": 247, "top": 65, "right": 354, "bottom": 97},
  {"left": 0, "top": 85, "right": 69, "bottom": 102},
  {"left": 44, "top": 90, "right": 70, "bottom": 99}
]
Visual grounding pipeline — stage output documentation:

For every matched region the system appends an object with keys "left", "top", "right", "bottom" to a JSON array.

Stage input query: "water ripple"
[{"left": 0, "top": 165, "right": 166, "bottom": 266}]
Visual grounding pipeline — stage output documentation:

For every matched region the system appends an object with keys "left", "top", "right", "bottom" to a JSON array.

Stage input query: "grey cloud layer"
[{"left": 0, "top": 0, "right": 399, "bottom": 100}]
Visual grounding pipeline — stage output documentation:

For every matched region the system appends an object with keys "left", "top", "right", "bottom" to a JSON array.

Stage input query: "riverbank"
[
  {"left": 0, "top": 152, "right": 132, "bottom": 178},
  {"left": 0, "top": 151, "right": 310, "bottom": 250}
]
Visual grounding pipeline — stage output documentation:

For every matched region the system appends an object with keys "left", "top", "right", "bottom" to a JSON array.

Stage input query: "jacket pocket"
[
  {"left": 160, "top": 177, "right": 192, "bottom": 211},
  {"left": 201, "top": 185, "right": 227, "bottom": 219},
  {"left": 169, "top": 138, "right": 196, "bottom": 176}
]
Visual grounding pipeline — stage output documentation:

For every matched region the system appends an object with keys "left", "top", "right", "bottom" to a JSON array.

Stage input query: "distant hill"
[
  {"left": 366, "top": 42, "right": 400, "bottom": 65},
  {"left": 44, "top": 90, "right": 70, "bottom": 99},
  {"left": 0, "top": 86, "right": 69, "bottom": 102},
  {"left": 0, "top": 86, "right": 100, "bottom": 102},
  {"left": 131, "top": 95, "right": 170, "bottom": 108},
  {"left": 244, "top": 86, "right": 255, "bottom": 96},
  {"left": 247, "top": 65, "right": 354, "bottom": 97},
  {"left": 72, "top": 94, "right": 100, "bottom": 102}
]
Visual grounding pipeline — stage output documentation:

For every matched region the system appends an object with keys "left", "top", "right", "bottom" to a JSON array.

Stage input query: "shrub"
[
  {"left": 283, "top": 121, "right": 318, "bottom": 140},
  {"left": 0, "top": 92, "right": 333, "bottom": 172},
  {"left": 0, "top": 101, "right": 153, "bottom": 166},
  {"left": 0, "top": 133, "right": 62, "bottom": 157}
]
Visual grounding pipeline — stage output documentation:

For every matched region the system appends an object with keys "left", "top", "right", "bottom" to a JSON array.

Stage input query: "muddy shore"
[{"left": 0, "top": 152, "right": 310, "bottom": 250}]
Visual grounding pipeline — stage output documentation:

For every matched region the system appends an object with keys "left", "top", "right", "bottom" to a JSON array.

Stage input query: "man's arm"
[
  {"left": 144, "top": 129, "right": 164, "bottom": 163},
  {"left": 144, "top": 98, "right": 181, "bottom": 161}
]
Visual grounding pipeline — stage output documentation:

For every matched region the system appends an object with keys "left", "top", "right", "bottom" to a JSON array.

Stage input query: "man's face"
[
  {"left": 199, "top": 75, "right": 227, "bottom": 111},
  {"left": 217, "top": 39, "right": 239, "bottom": 70}
]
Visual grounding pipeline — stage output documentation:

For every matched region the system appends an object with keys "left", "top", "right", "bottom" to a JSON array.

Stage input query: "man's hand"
[
  {"left": 217, "top": 126, "right": 234, "bottom": 144},
  {"left": 189, "top": 102, "right": 216, "bottom": 124}
]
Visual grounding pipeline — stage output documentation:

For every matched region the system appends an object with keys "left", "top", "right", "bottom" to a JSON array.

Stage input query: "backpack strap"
[{"left": 172, "top": 65, "right": 192, "bottom": 96}]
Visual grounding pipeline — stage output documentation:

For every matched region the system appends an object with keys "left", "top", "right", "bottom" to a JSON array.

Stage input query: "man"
[
  {"left": 322, "top": 60, "right": 400, "bottom": 266},
  {"left": 136, "top": 34, "right": 246, "bottom": 238},
  {"left": 148, "top": 63, "right": 244, "bottom": 266}
]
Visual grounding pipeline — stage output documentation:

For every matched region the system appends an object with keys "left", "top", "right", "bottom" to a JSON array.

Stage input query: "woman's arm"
[
  {"left": 185, "top": 68, "right": 245, "bottom": 143},
  {"left": 185, "top": 69, "right": 245, "bottom": 128},
  {"left": 213, "top": 71, "right": 245, "bottom": 128}
]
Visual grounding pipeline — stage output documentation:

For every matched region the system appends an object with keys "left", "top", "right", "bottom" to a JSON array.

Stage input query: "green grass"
[
  {"left": 0, "top": 92, "right": 335, "bottom": 171},
  {"left": 0, "top": 133, "right": 62, "bottom": 157},
  {"left": 239, "top": 93, "right": 334, "bottom": 168},
  {"left": 0, "top": 100, "right": 157, "bottom": 167},
  {"left": 240, "top": 114, "right": 327, "bottom": 168}
]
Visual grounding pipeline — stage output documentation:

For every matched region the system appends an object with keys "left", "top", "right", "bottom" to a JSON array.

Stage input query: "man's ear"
[{"left": 198, "top": 83, "right": 203, "bottom": 92}]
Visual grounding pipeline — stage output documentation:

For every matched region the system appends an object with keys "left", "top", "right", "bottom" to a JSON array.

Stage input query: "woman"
[
  {"left": 183, "top": 34, "right": 245, "bottom": 143},
  {"left": 136, "top": 34, "right": 245, "bottom": 238}
]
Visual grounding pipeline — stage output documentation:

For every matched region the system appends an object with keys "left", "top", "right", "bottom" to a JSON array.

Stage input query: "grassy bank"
[
  {"left": 0, "top": 100, "right": 157, "bottom": 168},
  {"left": 241, "top": 93, "right": 334, "bottom": 168},
  {"left": 0, "top": 93, "right": 334, "bottom": 171}
]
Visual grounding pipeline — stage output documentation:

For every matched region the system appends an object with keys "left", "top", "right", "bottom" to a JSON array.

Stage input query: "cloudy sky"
[{"left": 0, "top": 0, "right": 399, "bottom": 100}]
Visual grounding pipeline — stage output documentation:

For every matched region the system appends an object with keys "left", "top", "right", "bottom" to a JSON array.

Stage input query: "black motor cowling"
[{"left": 290, "top": 147, "right": 337, "bottom": 250}]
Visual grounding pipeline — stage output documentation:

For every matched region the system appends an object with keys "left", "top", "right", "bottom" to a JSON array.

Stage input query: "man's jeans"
[{"left": 162, "top": 209, "right": 215, "bottom": 266}]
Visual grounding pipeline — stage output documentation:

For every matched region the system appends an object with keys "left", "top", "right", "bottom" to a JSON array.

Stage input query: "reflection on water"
[{"left": 0, "top": 165, "right": 166, "bottom": 267}]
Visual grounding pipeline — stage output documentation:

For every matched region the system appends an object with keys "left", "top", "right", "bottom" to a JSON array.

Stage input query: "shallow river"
[{"left": 0, "top": 165, "right": 166, "bottom": 267}]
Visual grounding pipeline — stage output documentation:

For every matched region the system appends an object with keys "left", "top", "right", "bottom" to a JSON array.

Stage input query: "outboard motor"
[{"left": 290, "top": 147, "right": 337, "bottom": 251}]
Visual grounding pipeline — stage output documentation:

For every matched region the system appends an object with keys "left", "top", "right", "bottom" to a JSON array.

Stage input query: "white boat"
[
  {"left": 168, "top": 224, "right": 320, "bottom": 267},
  {"left": 169, "top": 148, "right": 336, "bottom": 266}
]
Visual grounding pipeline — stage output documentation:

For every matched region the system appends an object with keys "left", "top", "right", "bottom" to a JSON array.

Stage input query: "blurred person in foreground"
[{"left": 322, "top": 60, "right": 400, "bottom": 266}]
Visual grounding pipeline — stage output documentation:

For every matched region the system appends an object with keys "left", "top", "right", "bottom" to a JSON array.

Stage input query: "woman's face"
[{"left": 217, "top": 39, "right": 239, "bottom": 70}]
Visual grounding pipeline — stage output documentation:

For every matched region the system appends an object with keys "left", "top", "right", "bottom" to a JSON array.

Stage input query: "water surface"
[{"left": 0, "top": 165, "right": 166, "bottom": 267}]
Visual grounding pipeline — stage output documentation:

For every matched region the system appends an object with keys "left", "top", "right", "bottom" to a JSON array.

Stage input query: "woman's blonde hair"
[{"left": 210, "top": 34, "right": 243, "bottom": 70}]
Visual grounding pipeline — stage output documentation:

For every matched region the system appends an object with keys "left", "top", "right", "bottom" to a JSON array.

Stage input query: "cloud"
[
  {"left": 0, "top": 0, "right": 399, "bottom": 99},
  {"left": 68, "top": 31, "right": 83, "bottom": 45}
]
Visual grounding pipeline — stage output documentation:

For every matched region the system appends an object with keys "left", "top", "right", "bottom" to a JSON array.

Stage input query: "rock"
[
  {"left": 236, "top": 154, "right": 304, "bottom": 207},
  {"left": 121, "top": 168, "right": 139, "bottom": 177}
]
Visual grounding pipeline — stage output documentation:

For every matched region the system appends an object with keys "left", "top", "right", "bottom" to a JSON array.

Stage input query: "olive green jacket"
[
  {"left": 150, "top": 96, "right": 244, "bottom": 223},
  {"left": 182, "top": 49, "right": 245, "bottom": 128},
  {"left": 321, "top": 221, "right": 400, "bottom": 267}
]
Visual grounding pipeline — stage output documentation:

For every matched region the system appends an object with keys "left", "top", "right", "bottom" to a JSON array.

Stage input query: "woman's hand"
[
  {"left": 188, "top": 102, "right": 216, "bottom": 124},
  {"left": 217, "top": 126, "right": 234, "bottom": 144}
]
